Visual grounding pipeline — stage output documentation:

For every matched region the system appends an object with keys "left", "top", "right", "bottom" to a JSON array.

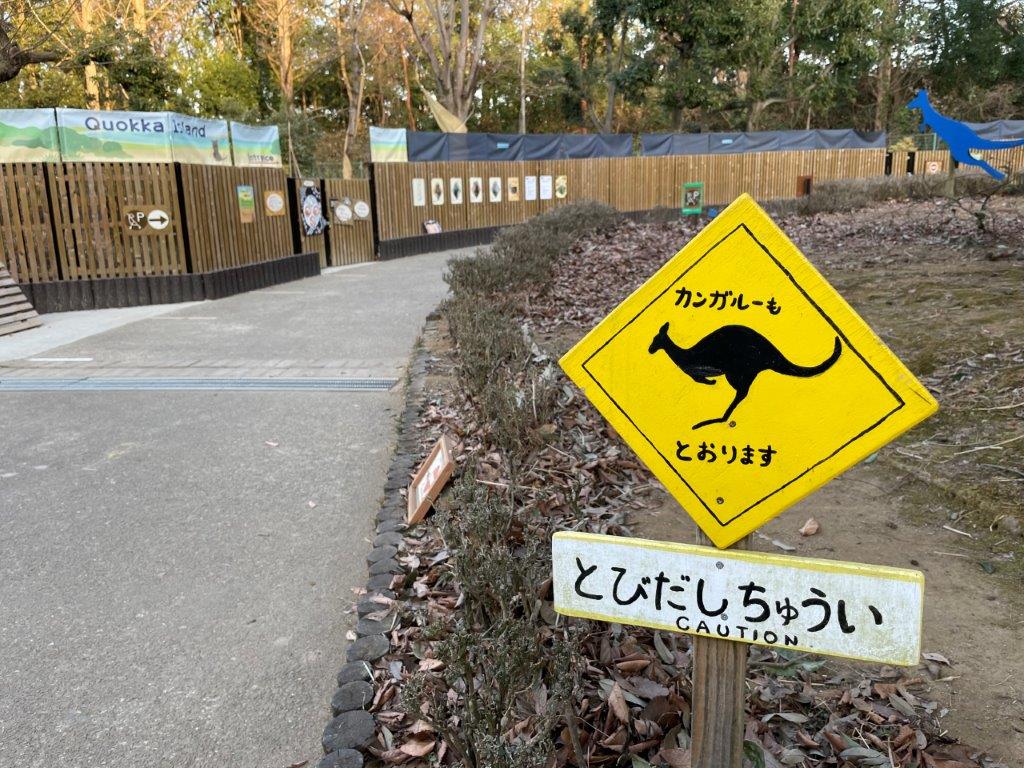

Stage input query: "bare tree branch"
[{"left": 0, "top": 16, "right": 62, "bottom": 83}]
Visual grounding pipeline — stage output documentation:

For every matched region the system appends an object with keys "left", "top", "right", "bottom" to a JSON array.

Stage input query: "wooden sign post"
[
  {"left": 407, "top": 436, "right": 455, "bottom": 525},
  {"left": 691, "top": 530, "right": 748, "bottom": 768},
  {"left": 556, "top": 194, "right": 938, "bottom": 765}
]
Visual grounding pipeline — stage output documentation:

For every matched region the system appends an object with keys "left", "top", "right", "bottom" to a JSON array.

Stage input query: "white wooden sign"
[{"left": 553, "top": 531, "right": 924, "bottom": 666}]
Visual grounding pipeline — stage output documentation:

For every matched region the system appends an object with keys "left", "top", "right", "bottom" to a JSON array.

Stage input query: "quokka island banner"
[
  {"left": 230, "top": 122, "right": 282, "bottom": 168},
  {"left": 169, "top": 114, "right": 232, "bottom": 165},
  {"left": 0, "top": 109, "right": 273, "bottom": 165},
  {"left": 56, "top": 108, "right": 174, "bottom": 162},
  {"left": 0, "top": 109, "right": 60, "bottom": 162}
]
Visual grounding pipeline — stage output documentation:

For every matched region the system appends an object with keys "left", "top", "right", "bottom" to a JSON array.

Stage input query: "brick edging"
[{"left": 317, "top": 315, "right": 438, "bottom": 768}]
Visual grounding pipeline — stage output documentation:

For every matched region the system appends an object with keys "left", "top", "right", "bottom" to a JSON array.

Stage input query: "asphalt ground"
[{"left": 0, "top": 251, "right": 458, "bottom": 767}]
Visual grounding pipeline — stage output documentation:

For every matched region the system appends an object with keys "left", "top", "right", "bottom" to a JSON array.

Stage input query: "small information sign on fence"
[
  {"left": 682, "top": 181, "right": 704, "bottom": 214},
  {"left": 237, "top": 185, "right": 256, "bottom": 223},
  {"left": 125, "top": 205, "right": 172, "bottom": 235}
]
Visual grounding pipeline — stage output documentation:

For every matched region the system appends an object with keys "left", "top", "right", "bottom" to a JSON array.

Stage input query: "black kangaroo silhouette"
[{"left": 648, "top": 322, "right": 842, "bottom": 430}]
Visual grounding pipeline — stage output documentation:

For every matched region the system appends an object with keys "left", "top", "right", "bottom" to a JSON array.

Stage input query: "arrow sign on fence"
[{"left": 147, "top": 209, "right": 170, "bottom": 230}]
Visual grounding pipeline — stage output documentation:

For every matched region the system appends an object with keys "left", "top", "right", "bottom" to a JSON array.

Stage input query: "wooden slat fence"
[
  {"left": 914, "top": 150, "right": 951, "bottom": 175},
  {"left": 180, "top": 165, "right": 293, "bottom": 273},
  {"left": 0, "top": 163, "right": 60, "bottom": 283},
  {"left": 373, "top": 149, "right": 890, "bottom": 241},
  {"left": 4, "top": 145, "right": 1023, "bottom": 287},
  {"left": 48, "top": 162, "right": 187, "bottom": 280},
  {"left": 323, "top": 178, "right": 375, "bottom": 266}
]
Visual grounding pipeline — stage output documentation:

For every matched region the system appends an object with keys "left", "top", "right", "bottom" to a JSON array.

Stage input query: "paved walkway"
[{"left": 0, "top": 252, "right": 458, "bottom": 767}]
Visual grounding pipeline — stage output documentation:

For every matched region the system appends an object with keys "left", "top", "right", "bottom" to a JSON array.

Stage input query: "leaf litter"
[{"left": 354, "top": 200, "right": 1020, "bottom": 768}]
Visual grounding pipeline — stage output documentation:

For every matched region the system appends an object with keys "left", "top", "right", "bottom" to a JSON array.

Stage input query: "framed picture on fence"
[
  {"left": 450, "top": 178, "right": 463, "bottom": 205},
  {"left": 469, "top": 177, "right": 483, "bottom": 203},
  {"left": 237, "top": 185, "right": 256, "bottom": 223},
  {"left": 555, "top": 175, "right": 567, "bottom": 199},
  {"left": 412, "top": 178, "right": 426, "bottom": 207},
  {"left": 264, "top": 190, "right": 286, "bottom": 217},
  {"left": 539, "top": 175, "right": 553, "bottom": 200},
  {"left": 489, "top": 177, "right": 502, "bottom": 203},
  {"left": 524, "top": 176, "right": 538, "bottom": 201}
]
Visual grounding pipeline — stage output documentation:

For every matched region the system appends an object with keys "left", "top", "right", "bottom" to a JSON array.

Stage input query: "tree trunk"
[
  {"left": 603, "top": 36, "right": 615, "bottom": 133},
  {"left": 278, "top": 0, "right": 294, "bottom": 105},
  {"left": 386, "top": 0, "right": 493, "bottom": 125},
  {"left": 873, "top": 0, "right": 895, "bottom": 131},
  {"left": 518, "top": 21, "right": 528, "bottom": 133},
  {"left": 400, "top": 44, "right": 416, "bottom": 129},
  {"left": 787, "top": 0, "right": 799, "bottom": 124},
  {"left": 133, "top": 0, "right": 148, "bottom": 34},
  {"left": 80, "top": 0, "right": 101, "bottom": 107}
]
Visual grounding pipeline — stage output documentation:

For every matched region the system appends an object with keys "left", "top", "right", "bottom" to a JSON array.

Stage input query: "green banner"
[
  {"left": 56, "top": 108, "right": 173, "bottom": 162},
  {"left": 230, "top": 122, "right": 282, "bottom": 167},
  {"left": 0, "top": 109, "right": 60, "bottom": 162},
  {"left": 169, "top": 114, "right": 231, "bottom": 165}
]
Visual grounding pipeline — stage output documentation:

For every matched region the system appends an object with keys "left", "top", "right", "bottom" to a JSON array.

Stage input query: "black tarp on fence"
[
  {"left": 966, "top": 120, "right": 1024, "bottom": 141},
  {"left": 406, "top": 132, "right": 634, "bottom": 162},
  {"left": 640, "top": 129, "right": 887, "bottom": 156}
]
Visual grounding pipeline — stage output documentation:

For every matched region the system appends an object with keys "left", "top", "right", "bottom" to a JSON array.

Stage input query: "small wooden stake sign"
[
  {"left": 555, "top": 194, "right": 937, "bottom": 766},
  {"left": 407, "top": 436, "right": 455, "bottom": 525}
]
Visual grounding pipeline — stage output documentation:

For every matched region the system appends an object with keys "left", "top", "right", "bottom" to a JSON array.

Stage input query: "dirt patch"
[{"left": 633, "top": 466, "right": 1024, "bottom": 763}]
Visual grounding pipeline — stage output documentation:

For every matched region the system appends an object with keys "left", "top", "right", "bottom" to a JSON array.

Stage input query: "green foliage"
[
  {"left": 87, "top": 26, "right": 181, "bottom": 111},
  {"left": 927, "top": 0, "right": 1024, "bottom": 117},
  {"left": 2, "top": 0, "right": 1023, "bottom": 165},
  {"left": 178, "top": 49, "right": 260, "bottom": 119}
]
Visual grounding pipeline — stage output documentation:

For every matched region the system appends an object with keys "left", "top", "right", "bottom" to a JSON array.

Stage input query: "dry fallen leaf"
[
  {"left": 799, "top": 517, "right": 820, "bottom": 536},
  {"left": 399, "top": 736, "right": 436, "bottom": 757},
  {"left": 608, "top": 682, "right": 630, "bottom": 724}
]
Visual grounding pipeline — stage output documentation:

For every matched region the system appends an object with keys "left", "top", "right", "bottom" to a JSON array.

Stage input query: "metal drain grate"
[{"left": 0, "top": 377, "right": 398, "bottom": 392}]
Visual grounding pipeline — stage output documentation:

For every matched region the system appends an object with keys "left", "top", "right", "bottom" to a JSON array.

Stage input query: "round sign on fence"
[
  {"left": 265, "top": 191, "right": 285, "bottom": 215},
  {"left": 335, "top": 203, "right": 353, "bottom": 223},
  {"left": 353, "top": 200, "right": 370, "bottom": 219}
]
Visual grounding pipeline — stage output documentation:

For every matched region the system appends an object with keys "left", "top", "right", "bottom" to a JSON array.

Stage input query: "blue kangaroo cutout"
[{"left": 907, "top": 89, "right": 1024, "bottom": 180}]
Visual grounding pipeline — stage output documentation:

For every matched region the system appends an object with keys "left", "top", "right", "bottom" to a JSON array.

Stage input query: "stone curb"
[{"left": 317, "top": 319, "right": 436, "bottom": 768}]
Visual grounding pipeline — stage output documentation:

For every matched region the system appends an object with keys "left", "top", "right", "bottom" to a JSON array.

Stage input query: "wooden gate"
[
  {"left": 48, "top": 162, "right": 187, "bottom": 279},
  {"left": 323, "top": 178, "right": 375, "bottom": 266}
]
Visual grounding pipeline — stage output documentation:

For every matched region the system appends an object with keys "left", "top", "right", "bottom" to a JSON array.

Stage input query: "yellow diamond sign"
[{"left": 560, "top": 194, "right": 938, "bottom": 548}]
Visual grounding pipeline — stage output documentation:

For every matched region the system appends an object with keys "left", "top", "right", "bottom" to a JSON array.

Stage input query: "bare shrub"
[
  {"left": 765, "top": 170, "right": 1024, "bottom": 217},
  {"left": 445, "top": 201, "right": 619, "bottom": 298},
  {"left": 400, "top": 476, "right": 582, "bottom": 768}
]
